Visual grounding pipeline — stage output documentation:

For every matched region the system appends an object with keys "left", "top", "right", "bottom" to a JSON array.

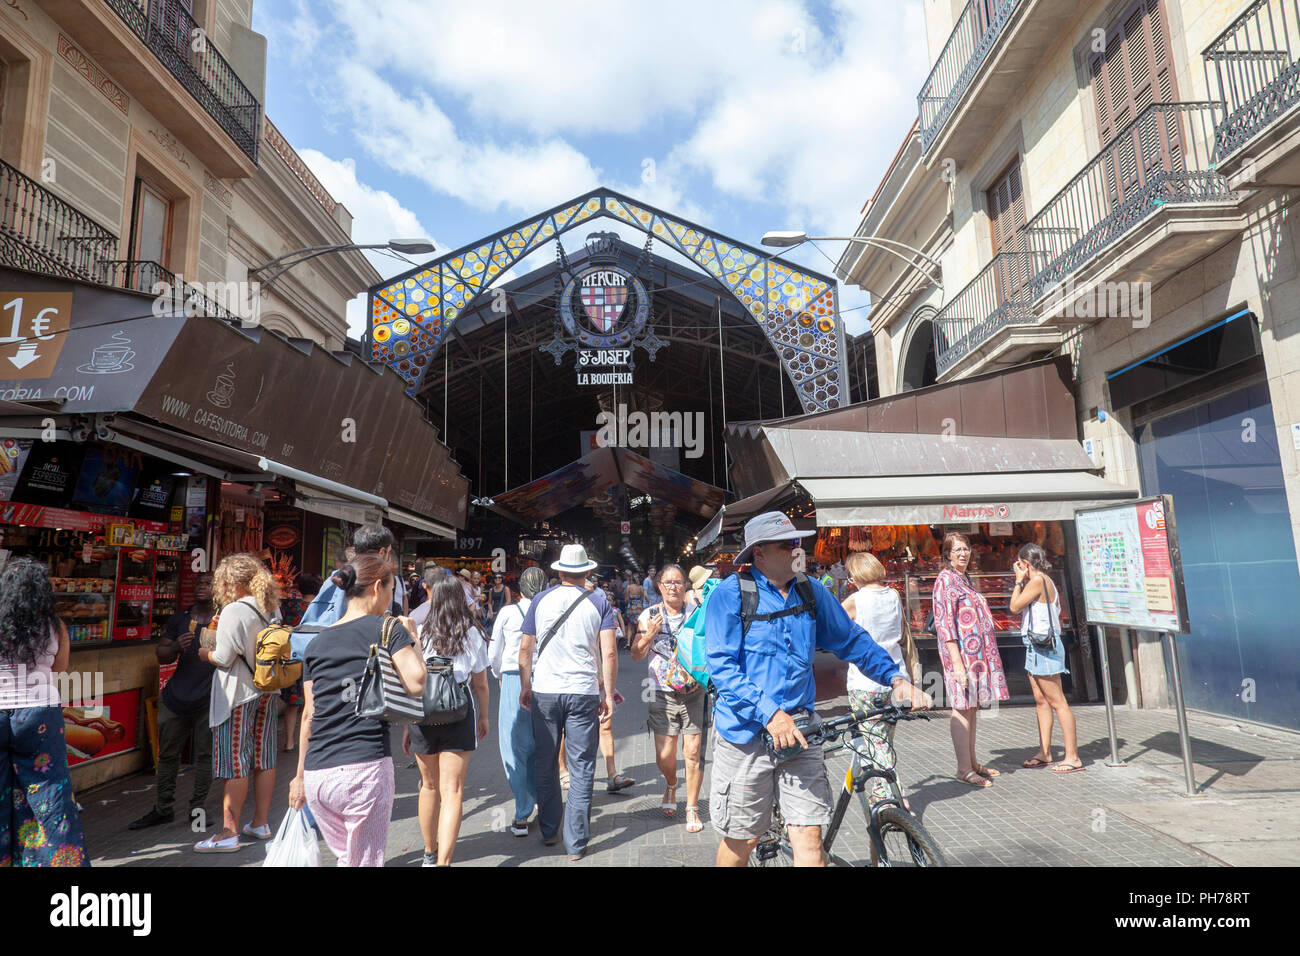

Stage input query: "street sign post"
[{"left": 1074, "top": 495, "right": 1196, "bottom": 794}]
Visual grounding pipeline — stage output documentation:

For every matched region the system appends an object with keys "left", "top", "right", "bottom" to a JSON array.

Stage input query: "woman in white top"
[
  {"left": 403, "top": 572, "right": 490, "bottom": 866},
  {"left": 631, "top": 564, "right": 706, "bottom": 831},
  {"left": 840, "top": 552, "right": 910, "bottom": 806},
  {"left": 0, "top": 558, "right": 87, "bottom": 866},
  {"left": 1009, "top": 543, "right": 1082, "bottom": 773},
  {"left": 488, "top": 566, "right": 547, "bottom": 837},
  {"left": 196, "top": 553, "right": 281, "bottom": 852}
]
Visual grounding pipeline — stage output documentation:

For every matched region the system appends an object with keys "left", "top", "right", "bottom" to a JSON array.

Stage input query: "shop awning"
[
  {"left": 695, "top": 481, "right": 799, "bottom": 549},
  {"left": 490, "top": 446, "right": 726, "bottom": 525},
  {"left": 0, "top": 268, "right": 468, "bottom": 529},
  {"left": 801, "top": 472, "right": 1138, "bottom": 525}
]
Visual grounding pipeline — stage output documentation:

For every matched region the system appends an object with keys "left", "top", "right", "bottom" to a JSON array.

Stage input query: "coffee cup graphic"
[
  {"left": 78, "top": 331, "right": 135, "bottom": 374},
  {"left": 206, "top": 363, "right": 236, "bottom": 407}
]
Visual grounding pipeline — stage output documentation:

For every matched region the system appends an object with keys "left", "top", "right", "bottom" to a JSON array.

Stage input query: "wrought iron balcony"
[
  {"left": 918, "top": 0, "right": 1023, "bottom": 155},
  {"left": 0, "top": 157, "right": 118, "bottom": 282},
  {"left": 104, "top": 0, "right": 260, "bottom": 163},
  {"left": 99, "top": 259, "right": 239, "bottom": 322},
  {"left": 934, "top": 251, "right": 1037, "bottom": 376},
  {"left": 1204, "top": 0, "right": 1300, "bottom": 160},
  {"left": 934, "top": 102, "right": 1232, "bottom": 376}
]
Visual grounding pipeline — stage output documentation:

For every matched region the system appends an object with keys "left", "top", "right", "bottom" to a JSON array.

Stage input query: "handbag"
[
  {"left": 649, "top": 606, "right": 698, "bottom": 694},
  {"left": 1024, "top": 593, "right": 1059, "bottom": 650},
  {"left": 419, "top": 653, "right": 470, "bottom": 726},
  {"left": 355, "top": 616, "right": 427, "bottom": 725}
]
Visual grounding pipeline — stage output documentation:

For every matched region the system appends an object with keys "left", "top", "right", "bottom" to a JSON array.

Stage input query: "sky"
[{"left": 251, "top": 0, "right": 931, "bottom": 339}]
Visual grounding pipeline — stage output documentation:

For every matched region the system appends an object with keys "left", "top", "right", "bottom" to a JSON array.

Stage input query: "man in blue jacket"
[
  {"left": 705, "top": 511, "right": 931, "bottom": 867},
  {"left": 299, "top": 524, "right": 405, "bottom": 626}
]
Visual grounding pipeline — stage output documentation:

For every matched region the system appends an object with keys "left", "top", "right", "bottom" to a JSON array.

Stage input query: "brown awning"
[{"left": 0, "top": 267, "right": 468, "bottom": 528}]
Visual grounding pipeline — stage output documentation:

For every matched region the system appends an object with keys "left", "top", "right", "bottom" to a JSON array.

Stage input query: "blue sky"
[{"left": 252, "top": 0, "right": 931, "bottom": 337}]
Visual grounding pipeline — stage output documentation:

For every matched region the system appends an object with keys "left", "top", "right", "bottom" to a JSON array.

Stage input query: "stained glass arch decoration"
[{"left": 367, "top": 186, "right": 846, "bottom": 412}]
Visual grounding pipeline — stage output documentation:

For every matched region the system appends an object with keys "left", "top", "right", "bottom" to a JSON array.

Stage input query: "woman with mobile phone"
[
  {"left": 631, "top": 565, "right": 706, "bottom": 831},
  {"left": 1009, "top": 543, "right": 1082, "bottom": 773}
]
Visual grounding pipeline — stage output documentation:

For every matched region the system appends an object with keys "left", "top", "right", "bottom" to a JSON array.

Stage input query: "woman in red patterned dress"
[{"left": 931, "top": 532, "right": 1009, "bottom": 787}]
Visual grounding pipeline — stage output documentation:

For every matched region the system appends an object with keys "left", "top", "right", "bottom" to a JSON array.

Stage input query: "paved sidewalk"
[{"left": 78, "top": 650, "right": 1300, "bottom": 866}]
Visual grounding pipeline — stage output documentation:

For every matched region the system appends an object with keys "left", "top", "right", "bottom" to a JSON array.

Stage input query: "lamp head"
[{"left": 760, "top": 230, "right": 807, "bottom": 248}]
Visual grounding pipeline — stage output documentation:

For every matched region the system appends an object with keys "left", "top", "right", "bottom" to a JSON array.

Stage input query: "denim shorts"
[{"left": 1023, "top": 632, "right": 1068, "bottom": 677}]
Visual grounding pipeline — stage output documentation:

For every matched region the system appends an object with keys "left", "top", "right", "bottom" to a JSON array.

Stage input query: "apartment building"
[
  {"left": 0, "top": 0, "right": 376, "bottom": 344},
  {"left": 839, "top": 0, "right": 1300, "bottom": 731}
]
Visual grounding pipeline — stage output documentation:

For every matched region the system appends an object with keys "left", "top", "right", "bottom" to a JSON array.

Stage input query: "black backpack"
[{"left": 736, "top": 570, "right": 818, "bottom": 637}]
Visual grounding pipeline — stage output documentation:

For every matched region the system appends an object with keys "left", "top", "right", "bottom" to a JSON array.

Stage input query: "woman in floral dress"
[
  {"left": 931, "top": 532, "right": 1009, "bottom": 787},
  {"left": 0, "top": 558, "right": 89, "bottom": 866}
]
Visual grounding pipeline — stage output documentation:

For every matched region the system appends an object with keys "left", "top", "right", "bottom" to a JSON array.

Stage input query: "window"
[
  {"left": 127, "top": 177, "right": 173, "bottom": 289},
  {"left": 1088, "top": 0, "right": 1181, "bottom": 205},
  {"left": 986, "top": 160, "right": 1029, "bottom": 303}
]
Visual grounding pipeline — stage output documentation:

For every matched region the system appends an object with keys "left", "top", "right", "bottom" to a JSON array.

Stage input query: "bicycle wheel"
[
  {"left": 873, "top": 806, "right": 946, "bottom": 867},
  {"left": 747, "top": 824, "right": 793, "bottom": 867}
]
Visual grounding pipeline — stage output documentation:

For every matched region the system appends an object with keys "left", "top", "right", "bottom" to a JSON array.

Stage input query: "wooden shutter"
[
  {"left": 988, "top": 162, "right": 1029, "bottom": 303},
  {"left": 1090, "top": 0, "right": 1181, "bottom": 207}
]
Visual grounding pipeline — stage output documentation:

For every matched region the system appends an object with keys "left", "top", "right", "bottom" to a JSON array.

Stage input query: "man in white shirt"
[
  {"left": 489, "top": 566, "right": 547, "bottom": 837},
  {"left": 519, "top": 545, "right": 617, "bottom": 861}
]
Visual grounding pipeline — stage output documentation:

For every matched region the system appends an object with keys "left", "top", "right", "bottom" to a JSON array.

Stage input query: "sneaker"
[
  {"left": 128, "top": 808, "right": 173, "bottom": 830},
  {"left": 570, "top": 848, "right": 586, "bottom": 862},
  {"left": 422, "top": 851, "right": 438, "bottom": 867},
  {"left": 510, "top": 821, "right": 529, "bottom": 837},
  {"left": 542, "top": 834, "right": 559, "bottom": 847}
]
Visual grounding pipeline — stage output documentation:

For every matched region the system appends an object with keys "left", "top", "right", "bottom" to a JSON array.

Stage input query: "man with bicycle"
[{"left": 706, "top": 512, "right": 932, "bottom": 867}]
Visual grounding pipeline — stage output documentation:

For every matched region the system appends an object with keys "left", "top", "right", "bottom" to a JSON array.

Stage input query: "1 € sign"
[{"left": 0, "top": 292, "right": 73, "bottom": 379}]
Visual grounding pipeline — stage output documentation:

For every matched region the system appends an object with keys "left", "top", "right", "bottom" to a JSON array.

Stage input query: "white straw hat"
[{"left": 551, "top": 543, "right": 598, "bottom": 574}]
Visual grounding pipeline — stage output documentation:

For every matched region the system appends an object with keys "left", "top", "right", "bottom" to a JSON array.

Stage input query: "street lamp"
[
  {"left": 760, "top": 230, "right": 942, "bottom": 289},
  {"left": 249, "top": 238, "right": 436, "bottom": 287}
]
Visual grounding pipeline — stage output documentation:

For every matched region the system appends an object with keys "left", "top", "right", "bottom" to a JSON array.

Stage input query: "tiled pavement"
[{"left": 78, "top": 649, "right": 1300, "bottom": 866}]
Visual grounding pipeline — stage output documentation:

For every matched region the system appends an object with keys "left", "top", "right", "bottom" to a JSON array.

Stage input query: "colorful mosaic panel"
[{"left": 368, "top": 189, "right": 843, "bottom": 411}]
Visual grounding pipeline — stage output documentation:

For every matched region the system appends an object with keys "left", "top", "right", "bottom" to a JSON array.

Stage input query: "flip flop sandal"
[
  {"left": 958, "top": 770, "right": 993, "bottom": 788},
  {"left": 1050, "top": 762, "right": 1086, "bottom": 774},
  {"left": 194, "top": 833, "right": 243, "bottom": 853},
  {"left": 685, "top": 807, "right": 704, "bottom": 833},
  {"left": 1022, "top": 756, "right": 1054, "bottom": 768},
  {"left": 974, "top": 764, "right": 1000, "bottom": 777},
  {"left": 607, "top": 772, "right": 635, "bottom": 793}
]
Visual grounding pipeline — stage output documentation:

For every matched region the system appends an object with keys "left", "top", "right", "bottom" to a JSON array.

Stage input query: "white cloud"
[{"left": 297, "top": 149, "right": 437, "bottom": 337}]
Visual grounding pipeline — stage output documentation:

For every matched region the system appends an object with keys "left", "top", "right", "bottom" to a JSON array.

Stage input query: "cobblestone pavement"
[{"left": 79, "top": 649, "right": 1300, "bottom": 867}]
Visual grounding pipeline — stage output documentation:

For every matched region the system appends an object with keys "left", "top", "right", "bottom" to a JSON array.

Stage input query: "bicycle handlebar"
[{"left": 803, "top": 703, "right": 931, "bottom": 748}]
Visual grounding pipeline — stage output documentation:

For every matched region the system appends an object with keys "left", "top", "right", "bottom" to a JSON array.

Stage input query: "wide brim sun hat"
[{"left": 734, "top": 511, "right": 817, "bottom": 564}]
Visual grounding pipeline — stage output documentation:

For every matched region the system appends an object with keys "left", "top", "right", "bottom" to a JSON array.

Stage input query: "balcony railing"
[
  {"left": 1204, "top": 0, "right": 1300, "bottom": 160},
  {"left": 104, "top": 0, "right": 260, "bottom": 163},
  {"left": 918, "top": 0, "right": 1023, "bottom": 154},
  {"left": 0, "top": 157, "right": 118, "bottom": 282},
  {"left": 99, "top": 259, "right": 238, "bottom": 322},
  {"left": 934, "top": 102, "right": 1232, "bottom": 374},
  {"left": 934, "top": 251, "right": 1038, "bottom": 375}
]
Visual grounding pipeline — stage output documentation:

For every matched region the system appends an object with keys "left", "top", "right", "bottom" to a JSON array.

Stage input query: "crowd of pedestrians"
[{"left": 2, "top": 511, "right": 1089, "bottom": 867}]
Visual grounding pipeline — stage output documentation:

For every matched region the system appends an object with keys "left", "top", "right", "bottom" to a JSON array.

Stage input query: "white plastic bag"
[{"left": 264, "top": 807, "right": 321, "bottom": 867}]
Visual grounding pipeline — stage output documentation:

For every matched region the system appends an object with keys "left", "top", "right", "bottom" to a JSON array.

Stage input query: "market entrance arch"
[{"left": 368, "top": 187, "right": 846, "bottom": 413}]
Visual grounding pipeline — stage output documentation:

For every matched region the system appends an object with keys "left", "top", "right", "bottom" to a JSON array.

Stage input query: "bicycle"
[{"left": 748, "top": 703, "right": 946, "bottom": 867}]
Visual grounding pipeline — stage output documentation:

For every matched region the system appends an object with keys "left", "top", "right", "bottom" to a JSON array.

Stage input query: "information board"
[{"left": 1074, "top": 495, "right": 1189, "bottom": 633}]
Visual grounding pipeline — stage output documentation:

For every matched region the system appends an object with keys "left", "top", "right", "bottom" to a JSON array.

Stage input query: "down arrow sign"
[{"left": 7, "top": 343, "right": 39, "bottom": 369}]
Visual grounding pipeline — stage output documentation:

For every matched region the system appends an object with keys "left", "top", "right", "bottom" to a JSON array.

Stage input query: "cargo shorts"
[{"left": 709, "top": 730, "right": 834, "bottom": 840}]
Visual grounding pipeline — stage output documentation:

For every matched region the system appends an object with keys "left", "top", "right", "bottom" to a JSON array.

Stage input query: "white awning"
[
  {"left": 801, "top": 472, "right": 1138, "bottom": 526},
  {"left": 386, "top": 507, "right": 456, "bottom": 540}
]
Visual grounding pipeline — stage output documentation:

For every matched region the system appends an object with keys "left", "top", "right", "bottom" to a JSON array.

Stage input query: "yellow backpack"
[{"left": 242, "top": 605, "right": 303, "bottom": 692}]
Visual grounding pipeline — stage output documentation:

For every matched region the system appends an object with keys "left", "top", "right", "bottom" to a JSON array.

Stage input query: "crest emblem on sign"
[
  {"left": 579, "top": 271, "right": 628, "bottom": 332},
  {"left": 556, "top": 232, "right": 651, "bottom": 348}
]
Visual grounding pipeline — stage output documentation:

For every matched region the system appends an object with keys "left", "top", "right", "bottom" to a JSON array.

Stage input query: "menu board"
[{"left": 1074, "top": 495, "right": 1189, "bottom": 633}]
